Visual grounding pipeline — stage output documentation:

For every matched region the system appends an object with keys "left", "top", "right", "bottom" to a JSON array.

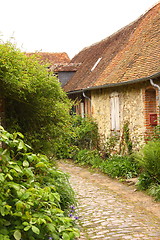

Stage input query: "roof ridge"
[{"left": 76, "top": 2, "right": 160, "bottom": 55}]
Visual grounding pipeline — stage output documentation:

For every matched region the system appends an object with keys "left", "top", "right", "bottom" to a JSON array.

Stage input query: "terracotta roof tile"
[
  {"left": 64, "top": 3, "right": 160, "bottom": 92},
  {"left": 26, "top": 52, "right": 70, "bottom": 65},
  {"left": 52, "top": 63, "right": 81, "bottom": 72}
]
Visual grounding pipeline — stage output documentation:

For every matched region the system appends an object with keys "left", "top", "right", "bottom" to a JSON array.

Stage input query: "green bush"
[
  {"left": 0, "top": 41, "right": 72, "bottom": 155},
  {"left": 71, "top": 116, "right": 99, "bottom": 150},
  {"left": 74, "top": 149, "right": 102, "bottom": 168},
  {"left": 136, "top": 140, "right": 160, "bottom": 200},
  {"left": 147, "top": 184, "right": 160, "bottom": 201},
  {"left": 56, "top": 115, "right": 100, "bottom": 159},
  {"left": 73, "top": 149, "right": 139, "bottom": 179},
  {"left": 136, "top": 172, "right": 153, "bottom": 190},
  {"left": 0, "top": 126, "right": 79, "bottom": 240},
  {"left": 100, "top": 155, "right": 139, "bottom": 179},
  {"left": 136, "top": 140, "right": 160, "bottom": 183}
]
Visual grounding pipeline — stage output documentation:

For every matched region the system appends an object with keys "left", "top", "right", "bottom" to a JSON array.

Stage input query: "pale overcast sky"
[{"left": 0, "top": 0, "right": 159, "bottom": 58}]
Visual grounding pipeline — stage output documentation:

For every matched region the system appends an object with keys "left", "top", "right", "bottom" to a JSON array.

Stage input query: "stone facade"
[{"left": 91, "top": 81, "right": 159, "bottom": 151}]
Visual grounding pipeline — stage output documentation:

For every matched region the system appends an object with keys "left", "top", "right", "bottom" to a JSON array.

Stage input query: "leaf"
[
  {"left": 5, "top": 173, "right": 13, "bottom": 180},
  {"left": 16, "top": 132, "right": 24, "bottom": 139},
  {"left": 11, "top": 165, "right": 22, "bottom": 173},
  {"left": 16, "top": 201, "right": 24, "bottom": 211},
  {"left": 49, "top": 193, "right": 60, "bottom": 203},
  {"left": 8, "top": 182, "right": 20, "bottom": 191},
  {"left": 47, "top": 223, "right": 56, "bottom": 232},
  {"left": 36, "top": 162, "right": 46, "bottom": 168},
  {"left": 31, "top": 226, "right": 40, "bottom": 235},
  {"left": 21, "top": 191, "right": 30, "bottom": 200},
  {"left": 22, "top": 221, "right": 29, "bottom": 226},
  {"left": 62, "top": 232, "right": 70, "bottom": 240},
  {"left": 23, "top": 160, "right": 29, "bottom": 167},
  {"left": 0, "top": 206, "right": 5, "bottom": 216},
  {"left": 24, "top": 225, "right": 31, "bottom": 231},
  {"left": 13, "top": 230, "right": 21, "bottom": 240},
  {"left": 37, "top": 218, "right": 46, "bottom": 224},
  {"left": 17, "top": 140, "right": 25, "bottom": 150},
  {"left": 0, "top": 173, "right": 5, "bottom": 182}
]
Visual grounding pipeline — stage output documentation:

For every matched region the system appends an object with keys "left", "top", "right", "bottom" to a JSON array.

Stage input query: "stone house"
[
  {"left": 26, "top": 52, "right": 81, "bottom": 87},
  {"left": 63, "top": 3, "right": 160, "bottom": 150}
]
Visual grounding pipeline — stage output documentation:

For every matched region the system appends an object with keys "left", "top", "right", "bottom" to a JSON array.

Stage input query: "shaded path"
[{"left": 58, "top": 160, "right": 160, "bottom": 240}]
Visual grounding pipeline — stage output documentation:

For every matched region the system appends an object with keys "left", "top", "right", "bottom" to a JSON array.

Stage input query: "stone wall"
[{"left": 91, "top": 82, "right": 156, "bottom": 151}]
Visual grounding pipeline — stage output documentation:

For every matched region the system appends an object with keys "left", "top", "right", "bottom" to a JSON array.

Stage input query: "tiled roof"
[
  {"left": 51, "top": 63, "right": 81, "bottom": 72},
  {"left": 26, "top": 52, "right": 70, "bottom": 65},
  {"left": 64, "top": 3, "right": 160, "bottom": 92}
]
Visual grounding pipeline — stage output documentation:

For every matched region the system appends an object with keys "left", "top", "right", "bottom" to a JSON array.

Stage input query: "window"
[{"left": 110, "top": 92, "right": 120, "bottom": 131}]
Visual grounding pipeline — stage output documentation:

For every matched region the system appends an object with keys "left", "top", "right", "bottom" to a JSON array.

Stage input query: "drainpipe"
[
  {"left": 150, "top": 79, "right": 160, "bottom": 121},
  {"left": 82, "top": 91, "right": 91, "bottom": 102},
  {"left": 82, "top": 91, "right": 92, "bottom": 116}
]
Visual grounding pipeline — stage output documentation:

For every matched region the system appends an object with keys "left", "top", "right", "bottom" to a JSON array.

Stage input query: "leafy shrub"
[
  {"left": 71, "top": 116, "right": 99, "bottom": 150},
  {"left": 73, "top": 149, "right": 139, "bottom": 179},
  {"left": 136, "top": 140, "right": 160, "bottom": 183},
  {"left": 104, "top": 134, "right": 119, "bottom": 157},
  {"left": 147, "top": 184, "right": 160, "bottom": 201},
  {"left": 0, "top": 42, "right": 72, "bottom": 155},
  {"left": 74, "top": 149, "right": 102, "bottom": 168},
  {"left": 0, "top": 126, "right": 79, "bottom": 240},
  {"left": 100, "top": 155, "right": 139, "bottom": 179},
  {"left": 136, "top": 172, "right": 153, "bottom": 190},
  {"left": 56, "top": 115, "right": 100, "bottom": 159},
  {"left": 136, "top": 140, "right": 160, "bottom": 200}
]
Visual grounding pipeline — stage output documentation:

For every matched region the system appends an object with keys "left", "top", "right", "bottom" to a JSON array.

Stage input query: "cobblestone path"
[{"left": 58, "top": 161, "right": 160, "bottom": 240}]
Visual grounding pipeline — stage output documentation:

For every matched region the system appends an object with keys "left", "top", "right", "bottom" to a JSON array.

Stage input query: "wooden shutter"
[
  {"left": 80, "top": 102, "right": 85, "bottom": 118},
  {"left": 110, "top": 92, "right": 120, "bottom": 131}
]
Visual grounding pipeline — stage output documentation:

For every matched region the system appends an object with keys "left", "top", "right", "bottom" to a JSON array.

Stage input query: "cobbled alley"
[{"left": 58, "top": 160, "right": 160, "bottom": 240}]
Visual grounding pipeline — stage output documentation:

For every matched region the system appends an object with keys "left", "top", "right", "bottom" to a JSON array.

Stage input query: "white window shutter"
[
  {"left": 110, "top": 96, "right": 115, "bottom": 130},
  {"left": 115, "top": 95, "right": 120, "bottom": 130},
  {"left": 110, "top": 92, "right": 120, "bottom": 131}
]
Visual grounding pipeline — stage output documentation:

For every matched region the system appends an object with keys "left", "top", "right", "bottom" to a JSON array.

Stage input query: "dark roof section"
[
  {"left": 64, "top": 3, "right": 160, "bottom": 92},
  {"left": 26, "top": 52, "right": 70, "bottom": 65}
]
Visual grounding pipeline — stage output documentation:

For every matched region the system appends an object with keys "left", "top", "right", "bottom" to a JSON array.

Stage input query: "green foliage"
[
  {"left": 147, "top": 184, "right": 160, "bottom": 201},
  {"left": 136, "top": 173, "right": 153, "bottom": 190},
  {"left": 104, "top": 134, "right": 119, "bottom": 157},
  {"left": 73, "top": 149, "right": 139, "bottom": 179},
  {"left": 99, "top": 155, "right": 139, "bottom": 178},
  {"left": 136, "top": 140, "right": 160, "bottom": 183},
  {"left": 74, "top": 149, "right": 102, "bottom": 168},
  {"left": 0, "top": 126, "right": 80, "bottom": 240},
  {"left": 123, "top": 122, "right": 132, "bottom": 154},
  {"left": 71, "top": 115, "right": 99, "bottom": 150},
  {"left": 0, "top": 41, "right": 71, "bottom": 154},
  {"left": 152, "top": 123, "right": 160, "bottom": 140},
  {"left": 56, "top": 115, "right": 100, "bottom": 159},
  {"left": 136, "top": 140, "right": 160, "bottom": 200}
]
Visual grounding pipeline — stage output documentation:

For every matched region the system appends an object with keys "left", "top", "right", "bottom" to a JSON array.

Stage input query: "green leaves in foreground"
[{"left": 0, "top": 126, "right": 80, "bottom": 239}]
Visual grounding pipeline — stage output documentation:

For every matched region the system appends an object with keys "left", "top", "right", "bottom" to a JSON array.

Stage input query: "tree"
[{"left": 0, "top": 41, "right": 71, "bottom": 154}]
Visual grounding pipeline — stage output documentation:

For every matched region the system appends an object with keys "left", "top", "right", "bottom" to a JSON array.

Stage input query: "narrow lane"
[{"left": 58, "top": 160, "right": 160, "bottom": 240}]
